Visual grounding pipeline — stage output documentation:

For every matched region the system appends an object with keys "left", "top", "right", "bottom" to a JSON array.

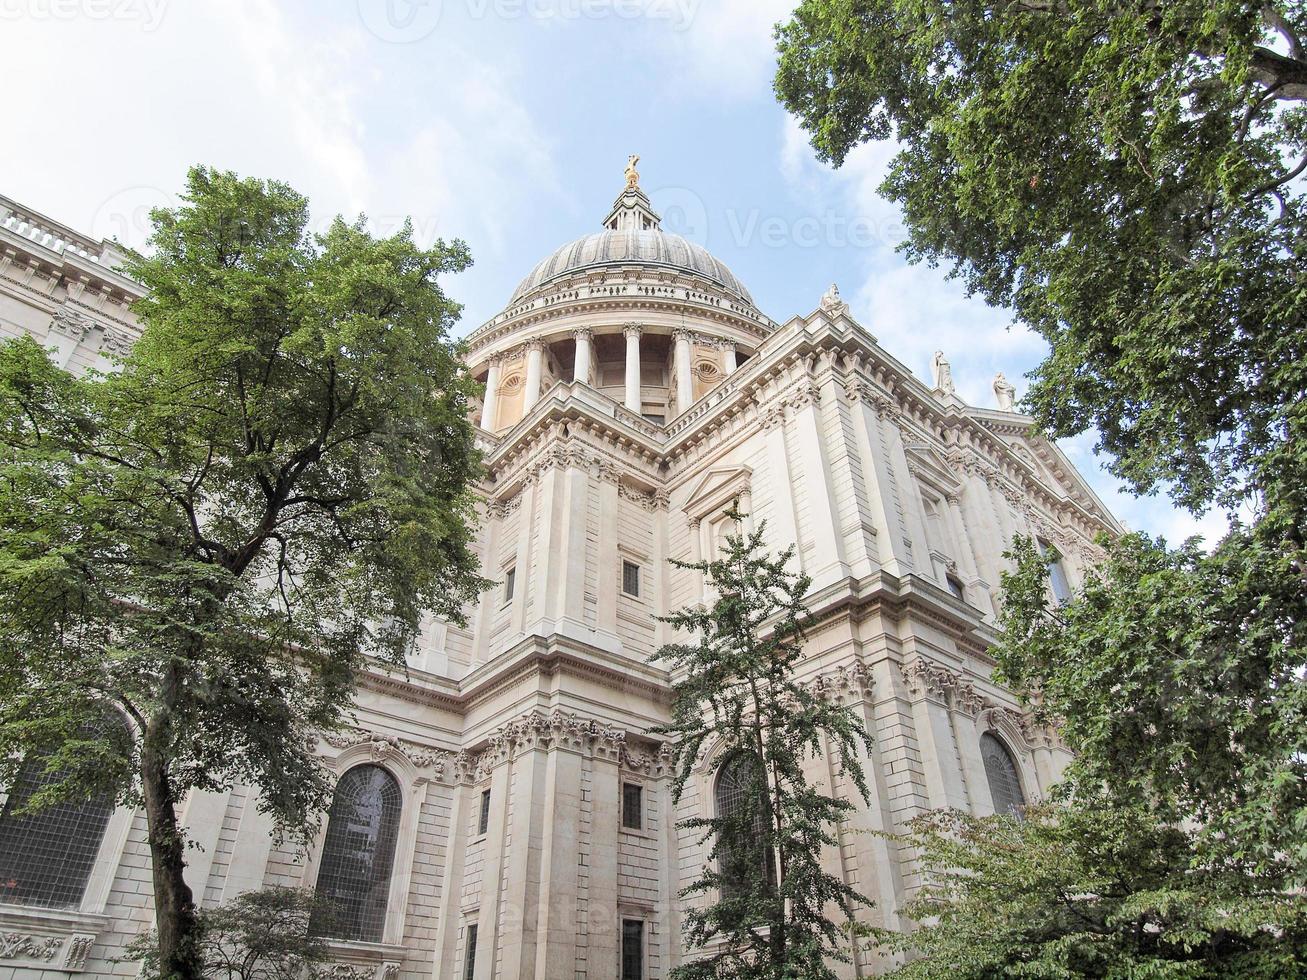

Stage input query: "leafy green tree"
[
  {"left": 127, "top": 887, "right": 332, "bottom": 980},
  {"left": 775, "top": 3, "right": 1307, "bottom": 970},
  {"left": 0, "top": 167, "right": 486, "bottom": 980},
  {"left": 655, "top": 505, "right": 875, "bottom": 980},
  {"left": 996, "top": 533, "right": 1306, "bottom": 882},
  {"left": 880, "top": 803, "right": 1307, "bottom": 979},
  {"left": 776, "top": 0, "right": 1307, "bottom": 522}
]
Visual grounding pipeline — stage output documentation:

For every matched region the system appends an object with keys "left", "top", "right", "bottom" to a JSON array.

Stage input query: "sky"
[{"left": 1, "top": 0, "right": 1228, "bottom": 544}]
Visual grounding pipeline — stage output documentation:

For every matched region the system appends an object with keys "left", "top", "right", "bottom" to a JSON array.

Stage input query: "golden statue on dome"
[{"left": 625, "top": 154, "right": 640, "bottom": 188}]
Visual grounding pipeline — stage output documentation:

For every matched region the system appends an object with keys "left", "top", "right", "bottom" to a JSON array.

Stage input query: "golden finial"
[{"left": 625, "top": 154, "right": 640, "bottom": 188}]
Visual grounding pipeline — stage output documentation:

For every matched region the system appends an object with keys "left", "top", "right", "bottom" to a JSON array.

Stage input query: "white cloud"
[{"left": 659, "top": 0, "right": 796, "bottom": 98}]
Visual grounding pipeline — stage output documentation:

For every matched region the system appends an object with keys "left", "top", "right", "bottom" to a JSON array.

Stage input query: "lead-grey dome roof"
[{"left": 508, "top": 228, "right": 755, "bottom": 307}]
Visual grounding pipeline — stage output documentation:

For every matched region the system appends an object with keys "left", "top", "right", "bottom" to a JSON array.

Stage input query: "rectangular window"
[
  {"left": 622, "top": 782, "right": 643, "bottom": 830},
  {"left": 621, "top": 919, "right": 644, "bottom": 980},
  {"left": 946, "top": 574, "right": 965, "bottom": 600},
  {"left": 503, "top": 567, "right": 515, "bottom": 603},
  {"left": 477, "top": 788, "right": 491, "bottom": 836},
  {"left": 1037, "top": 539, "right": 1071, "bottom": 604},
  {"left": 463, "top": 923, "right": 478, "bottom": 980},
  {"left": 622, "top": 560, "right": 640, "bottom": 598}
]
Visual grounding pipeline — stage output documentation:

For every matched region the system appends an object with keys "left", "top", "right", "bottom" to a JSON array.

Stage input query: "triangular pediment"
[
  {"left": 902, "top": 442, "right": 962, "bottom": 495},
  {"left": 682, "top": 465, "right": 752, "bottom": 522}
]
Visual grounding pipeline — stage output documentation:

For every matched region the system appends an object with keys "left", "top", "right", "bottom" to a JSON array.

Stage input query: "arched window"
[
  {"left": 0, "top": 720, "right": 125, "bottom": 909},
  {"left": 981, "top": 732, "right": 1026, "bottom": 817},
  {"left": 714, "top": 751, "right": 776, "bottom": 897},
  {"left": 311, "top": 764, "right": 402, "bottom": 942}
]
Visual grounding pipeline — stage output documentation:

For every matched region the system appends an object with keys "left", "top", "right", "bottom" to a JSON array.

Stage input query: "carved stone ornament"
[
  {"left": 64, "top": 933, "right": 97, "bottom": 971},
  {"left": 452, "top": 708, "right": 668, "bottom": 782},
  {"left": 0, "top": 933, "right": 63, "bottom": 963},
  {"left": 322, "top": 728, "right": 449, "bottom": 777},
  {"left": 326, "top": 965, "right": 375, "bottom": 980},
  {"left": 900, "top": 658, "right": 985, "bottom": 716},
  {"left": 806, "top": 661, "right": 874, "bottom": 702},
  {"left": 49, "top": 304, "right": 94, "bottom": 341}
]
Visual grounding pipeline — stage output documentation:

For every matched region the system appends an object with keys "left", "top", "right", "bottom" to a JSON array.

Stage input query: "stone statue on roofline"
[
  {"left": 931, "top": 350, "right": 956, "bottom": 396},
  {"left": 820, "top": 282, "right": 848, "bottom": 316},
  {"left": 993, "top": 371, "right": 1017, "bottom": 411}
]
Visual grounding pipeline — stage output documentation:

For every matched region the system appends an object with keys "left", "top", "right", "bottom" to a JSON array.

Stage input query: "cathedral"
[{"left": 0, "top": 164, "right": 1118, "bottom": 980}]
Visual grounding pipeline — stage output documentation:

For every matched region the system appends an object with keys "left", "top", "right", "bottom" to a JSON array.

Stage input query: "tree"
[
  {"left": 0, "top": 167, "right": 487, "bottom": 979},
  {"left": 127, "top": 887, "right": 332, "bottom": 980},
  {"left": 996, "top": 533, "right": 1306, "bottom": 883},
  {"left": 776, "top": 0, "right": 1307, "bottom": 523},
  {"left": 879, "top": 803, "right": 1307, "bottom": 979},
  {"left": 654, "top": 505, "right": 876, "bottom": 980},
  {"left": 775, "top": 3, "right": 1307, "bottom": 969}
]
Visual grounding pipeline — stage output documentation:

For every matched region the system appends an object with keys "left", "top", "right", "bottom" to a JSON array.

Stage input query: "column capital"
[
  {"left": 525, "top": 338, "right": 547, "bottom": 354},
  {"left": 623, "top": 322, "right": 643, "bottom": 340},
  {"left": 672, "top": 327, "right": 694, "bottom": 345},
  {"left": 571, "top": 326, "right": 593, "bottom": 342}
]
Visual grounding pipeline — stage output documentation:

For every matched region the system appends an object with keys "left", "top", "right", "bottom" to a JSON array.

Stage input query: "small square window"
[
  {"left": 477, "top": 788, "right": 491, "bottom": 836},
  {"left": 622, "top": 560, "right": 640, "bottom": 598},
  {"left": 946, "top": 574, "right": 965, "bottom": 600},
  {"left": 463, "top": 923, "right": 479, "bottom": 980},
  {"left": 503, "top": 567, "right": 515, "bottom": 603},
  {"left": 621, "top": 919, "right": 644, "bottom": 980},
  {"left": 622, "top": 782, "right": 643, "bottom": 830}
]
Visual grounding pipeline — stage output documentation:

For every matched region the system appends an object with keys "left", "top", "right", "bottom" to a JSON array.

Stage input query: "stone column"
[
  {"left": 786, "top": 382, "right": 847, "bottom": 590},
  {"left": 673, "top": 328, "right": 694, "bottom": 411},
  {"left": 532, "top": 743, "right": 585, "bottom": 979},
  {"left": 945, "top": 490, "right": 994, "bottom": 617},
  {"left": 524, "top": 340, "right": 544, "bottom": 411},
  {"left": 721, "top": 339, "right": 737, "bottom": 375},
  {"left": 760, "top": 408, "right": 800, "bottom": 564},
  {"left": 479, "top": 357, "right": 501, "bottom": 430},
  {"left": 573, "top": 327, "right": 592, "bottom": 385},
  {"left": 587, "top": 736, "right": 624, "bottom": 979},
  {"left": 624, "top": 323, "right": 643, "bottom": 412},
  {"left": 596, "top": 470, "right": 621, "bottom": 638}
]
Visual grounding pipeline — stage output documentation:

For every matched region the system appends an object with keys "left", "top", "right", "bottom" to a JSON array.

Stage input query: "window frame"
[
  {"left": 621, "top": 781, "right": 644, "bottom": 832},
  {"left": 1036, "top": 538, "right": 1072, "bottom": 604},
  {"left": 621, "top": 559, "right": 641, "bottom": 599},
  {"left": 503, "top": 566, "right": 516, "bottom": 605},
  {"left": 0, "top": 712, "right": 136, "bottom": 920},
  {"left": 303, "top": 740, "right": 429, "bottom": 949},
  {"left": 476, "top": 787, "right": 491, "bottom": 838},
  {"left": 620, "top": 916, "right": 646, "bottom": 980},
  {"left": 713, "top": 750, "right": 777, "bottom": 899},
  {"left": 309, "top": 762, "right": 404, "bottom": 944},
  {"left": 945, "top": 573, "right": 966, "bottom": 600},
  {"left": 980, "top": 731, "right": 1027, "bottom": 818},
  {"left": 462, "top": 921, "right": 479, "bottom": 980}
]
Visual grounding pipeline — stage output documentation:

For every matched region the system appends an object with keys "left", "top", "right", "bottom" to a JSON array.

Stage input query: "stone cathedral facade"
[{"left": 0, "top": 169, "right": 1118, "bottom": 980}]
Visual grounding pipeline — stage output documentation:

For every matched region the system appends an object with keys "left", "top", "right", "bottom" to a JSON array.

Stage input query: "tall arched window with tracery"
[
  {"left": 980, "top": 732, "right": 1026, "bottom": 817},
  {"left": 0, "top": 716, "right": 126, "bottom": 909},
  {"left": 310, "top": 764, "right": 402, "bottom": 942},
  {"left": 714, "top": 751, "right": 776, "bottom": 897}
]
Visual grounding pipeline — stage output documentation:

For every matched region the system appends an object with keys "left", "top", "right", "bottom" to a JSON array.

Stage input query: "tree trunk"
[{"left": 141, "top": 709, "right": 203, "bottom": 980}]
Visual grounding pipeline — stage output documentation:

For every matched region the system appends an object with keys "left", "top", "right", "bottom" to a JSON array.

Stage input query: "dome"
[
  {"left": 506, "top": 161, "right": 757, "bottom": 310},
  {"left": 508, "top": 227, "right": 756, "bottom": 308}
]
